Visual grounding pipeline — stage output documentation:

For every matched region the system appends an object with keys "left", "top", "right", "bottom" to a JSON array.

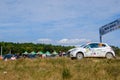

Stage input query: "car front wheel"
[{"left": 76, "top": 53, "right": 84, "bottom": 60}]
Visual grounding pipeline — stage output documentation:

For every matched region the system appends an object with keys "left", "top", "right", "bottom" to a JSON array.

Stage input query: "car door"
[
  {"left": 92, "top": 47, "right": 102, "bottom": 57},
  {"left": 84, "top": 45, "right": 93, "bottom": 57},
  {"left": 88, "top": 43, "right": 100, "bottom": 57},
  {"left": 94, "top": 43, "right": 107, "bottom": 57},
  {"left": 90, "top": 43, "right": 107, "bottom": 57}
]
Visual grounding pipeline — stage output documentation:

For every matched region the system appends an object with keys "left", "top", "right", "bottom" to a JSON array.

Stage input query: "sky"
[{"left": 0, "top": 0, "right": 120, "bottom": 47}]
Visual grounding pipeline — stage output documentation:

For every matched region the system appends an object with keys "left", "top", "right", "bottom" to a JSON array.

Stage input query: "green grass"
[{"left": 0, "top": 57, "right": 120, "bottom": 80}]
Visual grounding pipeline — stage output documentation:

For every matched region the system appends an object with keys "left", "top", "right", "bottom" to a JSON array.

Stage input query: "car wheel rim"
[
  {"left": 77, "top": 53, "right": 83, "bottom": 59},
  {"left": 106, "top": 53, "right": 113, "bottom": 59}
]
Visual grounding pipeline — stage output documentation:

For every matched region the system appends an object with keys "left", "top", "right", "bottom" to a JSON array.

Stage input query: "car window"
[
  {"left": 99, "top": 43, "right": 106, "bottom": 47},
  {"left": 88, "top": 43, "right": 107, "bottom": 48},
  {"left": 89, "top": 43, "right": 99, "bottom": 48}
]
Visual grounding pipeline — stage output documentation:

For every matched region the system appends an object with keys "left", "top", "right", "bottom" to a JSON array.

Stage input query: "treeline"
[{"left": 0, "top": 42, "right": 73, "bottom": 55}]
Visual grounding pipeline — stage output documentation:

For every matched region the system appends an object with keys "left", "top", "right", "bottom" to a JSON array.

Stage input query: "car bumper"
[{"left": 70, "top": 51, "right": 77, "bottom": 57}]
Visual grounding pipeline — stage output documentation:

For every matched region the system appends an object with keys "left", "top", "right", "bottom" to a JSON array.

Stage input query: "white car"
[{"left": 68, "top": 42, "right": 115, "bottom": 60}]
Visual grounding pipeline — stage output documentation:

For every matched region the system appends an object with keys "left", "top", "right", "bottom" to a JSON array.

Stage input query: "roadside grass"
[{"left": 0, "top": 57, "right": 120, "bottom": 80}]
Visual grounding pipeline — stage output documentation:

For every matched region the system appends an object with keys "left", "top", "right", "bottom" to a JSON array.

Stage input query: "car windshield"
[{"left": 80, "top": 44, "right": 87, "bottom": 48}]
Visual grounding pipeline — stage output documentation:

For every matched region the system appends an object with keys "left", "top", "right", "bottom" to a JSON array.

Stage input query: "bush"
[{"left": 62, "top": 67, "right": 71, "bottom": 80}]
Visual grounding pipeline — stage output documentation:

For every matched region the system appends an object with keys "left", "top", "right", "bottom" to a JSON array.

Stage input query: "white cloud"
[
  {"left": 36, "top": 38, "right": 90, "bottom": 45},
  {"left": 57, "top": 38, "right": 90, "bottom": 45},
  {"left": 37, "top": 38, "right": 52, "bottom": 44}
]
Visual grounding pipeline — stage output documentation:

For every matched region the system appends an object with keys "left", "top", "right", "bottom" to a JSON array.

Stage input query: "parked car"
[
  {"left": 3, "top": 54, "right": 13, "bottom": 60},
  {"left": 68, "top": 42, "right": 115, "bottom": 60}
]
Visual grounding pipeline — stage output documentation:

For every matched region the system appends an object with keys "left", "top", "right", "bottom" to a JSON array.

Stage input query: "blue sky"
[{"left": 0, "top": 0, "right": 120, "bottom": 47}]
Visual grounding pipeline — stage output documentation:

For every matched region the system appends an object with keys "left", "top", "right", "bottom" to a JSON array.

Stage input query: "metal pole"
[
  {"left": 9, "top": 49, "right": 11, "bottom": 54},
  {"left": 1, "top": 46, "right": 2, "bottom": 56},
  {"left": 100, "top": 35, "right": 102, "bottom": 43},
  {"left": 99, "top": 28, "right": 102, "bottom": 43}
]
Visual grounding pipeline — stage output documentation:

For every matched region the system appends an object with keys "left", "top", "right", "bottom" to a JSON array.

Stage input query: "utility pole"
[
  {"left": 1, "top": 46, "right": 2, "bottom": 56},
  {"left": 9, "top": 49, "right": 11, "bottom": 54}
]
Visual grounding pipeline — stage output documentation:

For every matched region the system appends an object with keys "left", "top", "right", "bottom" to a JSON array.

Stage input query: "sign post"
[
  {"left": 100, "top": 35, "right": 102, "bottom": 43},
  {"left": 99, "top": 18, "right": 120, "bottom": 42}
]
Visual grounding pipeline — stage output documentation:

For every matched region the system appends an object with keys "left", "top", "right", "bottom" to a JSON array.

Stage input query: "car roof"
[
  {"left": 86, "top": 42, "right": 108, "bottom": 45},
  {"left": 87, "top": 42, "right": 106, "bottom": 44}
]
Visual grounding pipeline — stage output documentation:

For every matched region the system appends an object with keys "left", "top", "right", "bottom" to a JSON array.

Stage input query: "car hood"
[{"left": 69, "top": 47, "right": 85, "bottom": 52}]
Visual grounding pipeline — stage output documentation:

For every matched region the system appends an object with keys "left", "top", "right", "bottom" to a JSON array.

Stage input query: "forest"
[{"left": 0, "top": 42, "right": 73, "bottom": 55}]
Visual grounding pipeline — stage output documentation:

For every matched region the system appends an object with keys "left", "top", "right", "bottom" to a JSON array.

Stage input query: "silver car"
[{"left": 68, "top": 42, "right": 115, "bottom": 60}]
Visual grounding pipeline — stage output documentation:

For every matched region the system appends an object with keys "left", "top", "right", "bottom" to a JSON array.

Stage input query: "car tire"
[
  {"left": 76, "top": 53, "right": 84, "bottom": 60},
  {"left": 106, "top": 53, "right": 114, "bottom": 59}
]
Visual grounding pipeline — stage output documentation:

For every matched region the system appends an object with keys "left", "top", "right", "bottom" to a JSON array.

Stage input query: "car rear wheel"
[
  {"left": 76, "top": 53, "right": 84, "bottom": 60},
  {"left": 106, "top": 53, "right": 114, "bottom": 59}
]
